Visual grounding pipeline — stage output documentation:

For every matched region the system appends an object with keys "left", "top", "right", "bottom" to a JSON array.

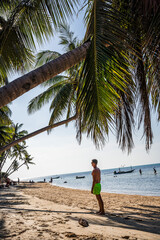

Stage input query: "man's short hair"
[{"left": 92, "top": 159, "right": 98, "bottom": 164}]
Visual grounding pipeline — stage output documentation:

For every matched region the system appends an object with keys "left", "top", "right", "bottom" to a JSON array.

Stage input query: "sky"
[{"left": 4, "top": 4, "right": 160, "bottom": 180}]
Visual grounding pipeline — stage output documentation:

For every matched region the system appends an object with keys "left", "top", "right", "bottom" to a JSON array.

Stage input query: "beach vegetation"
[
  {"left": 0, "top": 0, "right": 159, "bottom": 155},
  {"left": 0, "top": 122, "right": 34, "bottom": 182}
]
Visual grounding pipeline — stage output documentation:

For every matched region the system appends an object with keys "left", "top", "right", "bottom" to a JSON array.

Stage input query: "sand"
[{"left": 0, "top": 183, "right": 160, "bottom": 240}]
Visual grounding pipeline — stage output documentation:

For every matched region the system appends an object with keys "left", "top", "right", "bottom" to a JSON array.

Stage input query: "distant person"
[
  {"left": 91, "top": 159, "right": 105, "bottom": 215},
  {"left": 50, "top": 177, "right": 53, "bottom": 183},
  {"left": 139, "top": 169, "right": 142, "bottom": 175},
  {"left": 6, "top": 177, "right": 10, "bottom": 187},
  {"left": 44, "top": 178, "right": 46, "bottom": 182},
  {"left": 153, "top": 168, "right": 157, "bottom": 175},
  {"left": 18, "top": 178, "right": 20, "bottom": 184}
]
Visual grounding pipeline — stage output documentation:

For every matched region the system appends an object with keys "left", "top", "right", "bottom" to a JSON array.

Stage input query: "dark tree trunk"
[
  {"left": 0, "top": 41, "right": 90, "bottom": 108},
  {"left": 0, "top": 115, "right": 77, "bottom": 154}
]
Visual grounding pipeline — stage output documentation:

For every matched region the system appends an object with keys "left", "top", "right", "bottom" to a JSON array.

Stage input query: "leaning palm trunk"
[
  {"left": 0, "top": 42, "right": 90, "bottom": 108},
  {"left": 0, "top": 115, "right": 77, "bottom": 154},
  {"left": 0, "top": 153, "right": 7, "bottom": 182},
  {"left": 0, "top": 152, "right": 9, "bottom": 172}
]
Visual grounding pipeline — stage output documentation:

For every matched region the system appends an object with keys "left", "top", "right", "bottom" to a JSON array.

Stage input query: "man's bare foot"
[
  {"left": 96, "top": 211, "right": 101, "bottom": 214},
  {"left": 98, "top": 211, "right": 105, "bottom": 215}
]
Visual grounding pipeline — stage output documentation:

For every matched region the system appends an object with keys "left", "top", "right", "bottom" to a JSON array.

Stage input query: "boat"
[
  {"left": 52, "top": 176, "right": 60, "bottom": 179},
  {"left": 76, "top": 176, "right": 85, "bottom": 179},
  {"left": 114, "top": 169, "right": 135, "bottom": 175}
]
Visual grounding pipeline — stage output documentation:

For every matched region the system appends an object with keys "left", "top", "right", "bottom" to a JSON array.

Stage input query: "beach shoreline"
[
  {"left": 0, "top": 182, "right": 160, "bottom": 239},
  {"left": 27, "top": 163, "right": 160, "bottom": 197},
  {"left": 49, "top": 183, "right": 160, "bottom": 197}
]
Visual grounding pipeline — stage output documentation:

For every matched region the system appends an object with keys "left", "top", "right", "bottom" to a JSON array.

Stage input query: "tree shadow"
[
  {"left": 0, "top": 186, "right": 160, "bottom": 237},
  {"left": 0, "top": 205, "right": 92, "bottom": 215},
  {"left": 122, "top": 206, "right": 160, "bottom": 219},
  {"left": 140, "top": 204, "right": 160, "bottom": 210},
  {"left": 1, "top": 205, "right": 160, "bottom": 235},
  {"left": 16, "top": 184, "right": 40, "bottom": 189},
  {"left": 0, "top": 217, "right": 10, "bottom": 239},
  {"left": 106, "top": 211, "right": 160, "bottom": 235},
  {"left": 0, "top": 188, "right": 29, "bottom": 207},
  {"left": 66, "top": 209, "right": 160, "bottom": 235}
]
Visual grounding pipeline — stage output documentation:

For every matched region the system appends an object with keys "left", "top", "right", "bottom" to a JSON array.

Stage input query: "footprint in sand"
[
  {"left": 65, "top": 232, "right": 77, "bottom": 238},
  {"left": 38, "top": 233, "right": 44, "bottom": 237},
  {"left": 40, "top": 223, "right": 50, "bottom": 227},
  {"left": 66, "top": 213, "right": 72, "bottom": 216}
]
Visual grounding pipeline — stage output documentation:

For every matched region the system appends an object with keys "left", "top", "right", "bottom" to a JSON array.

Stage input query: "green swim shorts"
[{"left": 93, "top": 183, "right": 101, "bottom": 195}]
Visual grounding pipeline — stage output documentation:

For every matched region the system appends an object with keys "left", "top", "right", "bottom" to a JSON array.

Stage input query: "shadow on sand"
[
  {"left": 0, "top": 217, "right": 11, "bottom": 239},
  {"left": 0, "top": 186, "right": 160, "bottom": 237}
]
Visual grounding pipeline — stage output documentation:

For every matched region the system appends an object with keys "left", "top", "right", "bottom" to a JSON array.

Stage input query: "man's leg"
[{"left": 96, "top": 194, "right": 105, "bottom": 214}]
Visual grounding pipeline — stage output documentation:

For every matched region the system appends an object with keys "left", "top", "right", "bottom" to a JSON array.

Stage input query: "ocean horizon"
[{"left": 27, "top": 163, "right": 160, "bottom": 196}]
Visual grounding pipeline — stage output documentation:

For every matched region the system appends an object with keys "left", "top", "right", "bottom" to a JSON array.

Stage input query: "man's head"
[{"left": 91, "top": 159, "right": 98, "bottom": 168}]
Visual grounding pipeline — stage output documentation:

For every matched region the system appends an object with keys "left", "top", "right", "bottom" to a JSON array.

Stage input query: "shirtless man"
[{"left": 91, "top": 159, "right": 105, "bottom": 215}]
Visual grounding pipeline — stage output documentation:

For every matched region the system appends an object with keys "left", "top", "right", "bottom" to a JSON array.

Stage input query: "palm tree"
[
  {"left": 0, "top": 123, "right": 28, "bottom": 171},
  {"left": 7, "top": 154, "right": 34, "bottom": 177},
  {"left": 0, "top": 125, "right": 11, "bottom": 147},
  {"left": 28, "top": 24, "right": 134, "bottom": 151},
  {"left": 28, "top": 24, "right": 80, "bottom": 128},
  {"left": 0, "top": 0, "right": 129, "bottom": 108},
  {"left": 12, "top": 123, "right": 28, "bottom": 141},
  {"left": 0, "top": 122, "right": 33, "bottom": 181},
  {"left": 0, "top": 22, "right": 134, "bottom": 153},
  {"left": 0, "top": 24, "right": 84, "bottom": 154},
  {"left": 0, "top": 106, "right": 12, "bottom": 125},
  {"left": 4, "top": 143, "right": 34, "bottom": 178},
  {"left": 0, "top": 0, "right": 159, "bottom": 153},
  {"left": 0, "top": 0, "right": 79, "bottom": 86},
  {"left": 0, "top": 106, "right": 12, "bottom": 180}
]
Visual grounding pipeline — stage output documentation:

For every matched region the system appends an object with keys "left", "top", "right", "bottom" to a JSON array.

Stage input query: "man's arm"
[{"left": 91, "top": 170, "right": 96, "bottom": 194}]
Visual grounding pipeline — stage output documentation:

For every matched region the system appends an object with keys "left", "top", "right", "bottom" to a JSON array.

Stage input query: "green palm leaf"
[
  {"left": 0, "top": 0, "right": 79, "bottom": 83},
  {"left": 28, "top": 24, "right": 79, "bottom": 131},
  {"left": 28, "top": 76, "right": 67, "bottom": 114},
  {"left": 0, "top": 106, "right": 12, "bottom": 125},
  {"left": 77, "top": 0, "right": 132, "bottom": 148},
  {"left": 49, "top": 83, "right": 74, "bottom": 126},
  {"left": 0, "top": 125, "right": 12, "bottom": 145},
  {"left": 36, "top": 51, "right": 61, "bottom": 68},
  {"left": 59, "top": 23, "right": 79, "bottom": 51}
]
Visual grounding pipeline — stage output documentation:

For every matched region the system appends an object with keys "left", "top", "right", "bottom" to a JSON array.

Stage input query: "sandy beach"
[{"left": 0, "top": 183, "right": 160, "bottom": 240}]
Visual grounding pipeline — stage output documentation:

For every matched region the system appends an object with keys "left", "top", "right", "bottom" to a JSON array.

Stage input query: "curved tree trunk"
[
  {"left": 0, "top": 41, "right": 91, "bottom": 108},
  {"left": 0, "top": 115, "right": 77, "bottom": 154}
]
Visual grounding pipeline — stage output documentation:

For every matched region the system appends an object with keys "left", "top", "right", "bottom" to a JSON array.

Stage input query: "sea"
[{"left": 30, "top": 163, "right": 160, "bottom": 196}]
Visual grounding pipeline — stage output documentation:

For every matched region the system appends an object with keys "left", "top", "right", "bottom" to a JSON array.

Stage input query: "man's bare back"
[{"left": 92, "top": 167, "right": 101, "bottom": 184}]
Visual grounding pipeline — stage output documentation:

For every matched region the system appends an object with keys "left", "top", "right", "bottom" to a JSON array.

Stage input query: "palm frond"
[
  {"left": 112, "top": 0, "right": 160, "bottom": 151},
  {"left": 0, "top": 0, "right": 79, "bottom": 81},
  {"left": 59, "top": 23, "right": 79, "bottom": 51},
  {"left": 36, "top": 51, "right": 61, "bottom": 67},
  {"left": 0, "top": 125, "right": 12, "bottom": 145},
  {"left": 77, "top": 0, "right": 132, "bottom": 148},
  {"left": 151, "top": 65, "right": 160, "bottom": 120},
  {"left": 136, "top": 56, "right": 153, "bottom": 150},
  {"left": 0, "top": 106, "right": 12, "bottom": 125},
  {"left": 28, "top": 76, "right": 67, "bottom": 114},
  {"left": 115, "top": 86, "right": 135, "bottom": 153},
  {"left": 49, "top": 83, "right": 74, "bottom": 126},
  {"left": 28, "top": 24, "right": 79, "bottom": 127}
]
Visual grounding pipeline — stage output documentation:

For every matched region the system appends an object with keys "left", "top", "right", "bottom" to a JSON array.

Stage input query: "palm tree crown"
[{"left": 0, "top": 0, "right": 159, "bottom": 153}]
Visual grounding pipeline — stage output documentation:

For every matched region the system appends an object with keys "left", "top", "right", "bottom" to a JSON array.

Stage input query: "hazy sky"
[{"left": 6, "top": 4, "right": 160, "bottom": 180}]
